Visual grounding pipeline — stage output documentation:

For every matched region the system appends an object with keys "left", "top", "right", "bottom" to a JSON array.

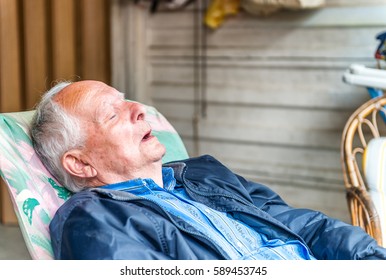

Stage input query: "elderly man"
[{"left": 31, "top": 80, "right": 386, "bottom": 260}]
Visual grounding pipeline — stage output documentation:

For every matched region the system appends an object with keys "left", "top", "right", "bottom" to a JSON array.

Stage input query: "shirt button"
[
  {"left": 237, "top": 242, "right": 243, "bottom": 248},
  {"left": 204, "top": 208, "right": 211, "bottom": 213}
]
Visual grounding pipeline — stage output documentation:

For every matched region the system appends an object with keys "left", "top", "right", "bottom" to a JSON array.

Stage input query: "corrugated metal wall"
[{"left": 112, "top": 0, "right": 386, "bottom": 222}]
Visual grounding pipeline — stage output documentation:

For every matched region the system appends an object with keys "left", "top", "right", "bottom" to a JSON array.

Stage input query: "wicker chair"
[{"left": 341, "top": 95, "right": 386, "bottom": 246}]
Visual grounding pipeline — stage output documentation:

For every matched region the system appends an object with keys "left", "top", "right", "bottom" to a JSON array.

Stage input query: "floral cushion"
[
  {"left": 363, "top": 137, "right": 386, "bottom": 247},
  {"left": 0, "top": 105, "right": 188, "bottom": 259}
]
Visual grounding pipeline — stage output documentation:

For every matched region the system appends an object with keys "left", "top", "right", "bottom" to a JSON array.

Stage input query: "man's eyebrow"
[
  {"left": 91, "top": 92, "right": 124, "bottom": 122},
  {"left": 93, "top": 101, "right": 110, "bottom": 123}
]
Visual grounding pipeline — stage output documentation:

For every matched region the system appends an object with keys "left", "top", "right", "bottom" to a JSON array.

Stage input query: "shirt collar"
[{"left": 100, "top": 167, "right": 177, "bottom": 191}]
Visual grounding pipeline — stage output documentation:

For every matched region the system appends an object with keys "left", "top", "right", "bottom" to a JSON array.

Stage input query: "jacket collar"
[{"left": 163, "top": 161, "right": 186, "bottom": 183}]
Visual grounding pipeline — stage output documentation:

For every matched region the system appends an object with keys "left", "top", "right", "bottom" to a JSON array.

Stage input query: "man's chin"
[
  {"left": 160, "top": 145, "right": 167, "bottom": 159},
  {"left": 153, "top": 143, "right": 166, "bottom": 162}
]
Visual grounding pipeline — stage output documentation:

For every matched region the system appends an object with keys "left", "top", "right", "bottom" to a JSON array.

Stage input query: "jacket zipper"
[{"left": 97, "top": 190, "right": 229, "bottom": 259}]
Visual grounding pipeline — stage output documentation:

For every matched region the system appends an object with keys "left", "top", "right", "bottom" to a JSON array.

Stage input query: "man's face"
[{"left": 58, "top": 81, "right": 166, "bottom": 185}]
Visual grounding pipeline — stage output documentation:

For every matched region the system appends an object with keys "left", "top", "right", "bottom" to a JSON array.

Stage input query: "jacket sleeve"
[
  {"left": 239, "top": 175, "right": 386, "bottom": 260},
  {"left": 50, "top": 194, "right": 173, "bottom": 260}
]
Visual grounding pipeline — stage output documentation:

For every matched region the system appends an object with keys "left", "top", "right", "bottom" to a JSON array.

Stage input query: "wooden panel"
[
  {"left": 149, "top": 62, "right": 370, "bottom": 109},
  {"left": 0, "top": 0, "right": 23, "bottom": 224},
  {"left": 0, "top": 0, "right": 112, "bottom": 225},
  {"left": 79, "top": 0, "right": 110, "bottom": 83},
  {"left": 150, "top": 82, "right": 368, "bottom": 110},
  {"left": 156, "top": 107, "right": 346, "bottom": 148},
  {"left": 182, "top": 136, "right": 342, "bottom": 179},
  {"left": 22, "top": 0, "right": 50, "bottom": 109},
  {"left": 154, "top": 107, "right": 344, "bottom": 186},
  {"left": 0, "top": 0, "right": 23, "bottom": 112},
  {"left": 149, "top": 5, "right": 386, "bottom": 29},
  {"left": 330, "top": 0, "right": 386, "bottom": 6},
  {"left": 136, "top": 3, "right": 386, "bottom": 222},
  {"left": 51, "top": 0, "right": 77, "bottom": 81},
  {"left": 149, "top": 27, "right": 385, "bottom": 59}
]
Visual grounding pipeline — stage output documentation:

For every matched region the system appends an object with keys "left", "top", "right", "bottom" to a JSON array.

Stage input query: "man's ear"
[{"left": 62, "top": 150, "right": 97, "bottom": 179}]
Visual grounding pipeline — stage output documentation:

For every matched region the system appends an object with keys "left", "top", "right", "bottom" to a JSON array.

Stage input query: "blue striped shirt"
[{"left": 101, "top": 167, "right": 315, "bottom": 260}]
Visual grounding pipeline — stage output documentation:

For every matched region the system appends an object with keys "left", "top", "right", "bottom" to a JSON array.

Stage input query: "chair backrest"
[
  {"left": 0, "top": 104, "right": 189, "bottom": 259},
  {"left": 341, "top": 96, "right": 386, "bottom": 247},
  {"left": 362, "top": 137, "right": 386, "bottom": 247}
]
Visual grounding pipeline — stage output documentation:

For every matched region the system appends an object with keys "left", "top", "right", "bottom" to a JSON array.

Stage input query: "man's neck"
[{"left": 89, "top": 162, "right": 164, "bottom": 188}]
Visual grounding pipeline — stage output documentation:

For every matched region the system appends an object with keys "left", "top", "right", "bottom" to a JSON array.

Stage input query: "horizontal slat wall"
[
  {"left": 0, "top": 0, "right": 111, "bottom": 224},
  {"left": 146, "top": 1, "right": 385, "bottom": 222}
]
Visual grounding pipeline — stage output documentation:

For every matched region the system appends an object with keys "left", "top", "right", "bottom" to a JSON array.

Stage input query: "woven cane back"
[{"left": 341, "top": 96, "right": 386, "bottom": 246}]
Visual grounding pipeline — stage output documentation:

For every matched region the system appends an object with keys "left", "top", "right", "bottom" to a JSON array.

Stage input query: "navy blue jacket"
[{"left": 49, "top": 155, "right": 386, "bottom": 259}]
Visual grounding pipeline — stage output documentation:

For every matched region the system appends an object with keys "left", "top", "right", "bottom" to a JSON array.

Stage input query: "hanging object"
[
  {"left": 204, "top": 0, "right": 241, "bottom": 29},
  {"left": 241, "top": 0, "right": 325, "bottom": 16},
  {"left": 375, "top": 31, "right": 386, "bottom": 68}
]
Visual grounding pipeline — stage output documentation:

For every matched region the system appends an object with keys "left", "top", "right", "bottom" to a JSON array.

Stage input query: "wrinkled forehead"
[{"left": 54, "top": 81, "right": 123, "bottom": 118}]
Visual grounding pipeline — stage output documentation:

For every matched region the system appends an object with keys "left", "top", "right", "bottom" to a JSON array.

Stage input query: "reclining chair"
[
  {"left": 0, "top": 104, "right": 189, "bottom": 259},
  {"left": 341, "top": 95, "right": 386, "bottom": 247}
]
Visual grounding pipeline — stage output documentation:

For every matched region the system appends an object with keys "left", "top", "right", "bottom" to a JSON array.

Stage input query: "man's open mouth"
[{"left": 142, "top": 130, "right": 152, "bottom": 141}]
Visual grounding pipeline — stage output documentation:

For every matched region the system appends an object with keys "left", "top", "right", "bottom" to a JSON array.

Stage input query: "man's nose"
[{"left": 127, "top": 102, "right": 146, "bottom": 123}]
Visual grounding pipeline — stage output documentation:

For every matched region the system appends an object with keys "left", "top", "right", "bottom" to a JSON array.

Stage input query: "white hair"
[{"left": 31, "top": 81, "right": 87, "bottom": 193}]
